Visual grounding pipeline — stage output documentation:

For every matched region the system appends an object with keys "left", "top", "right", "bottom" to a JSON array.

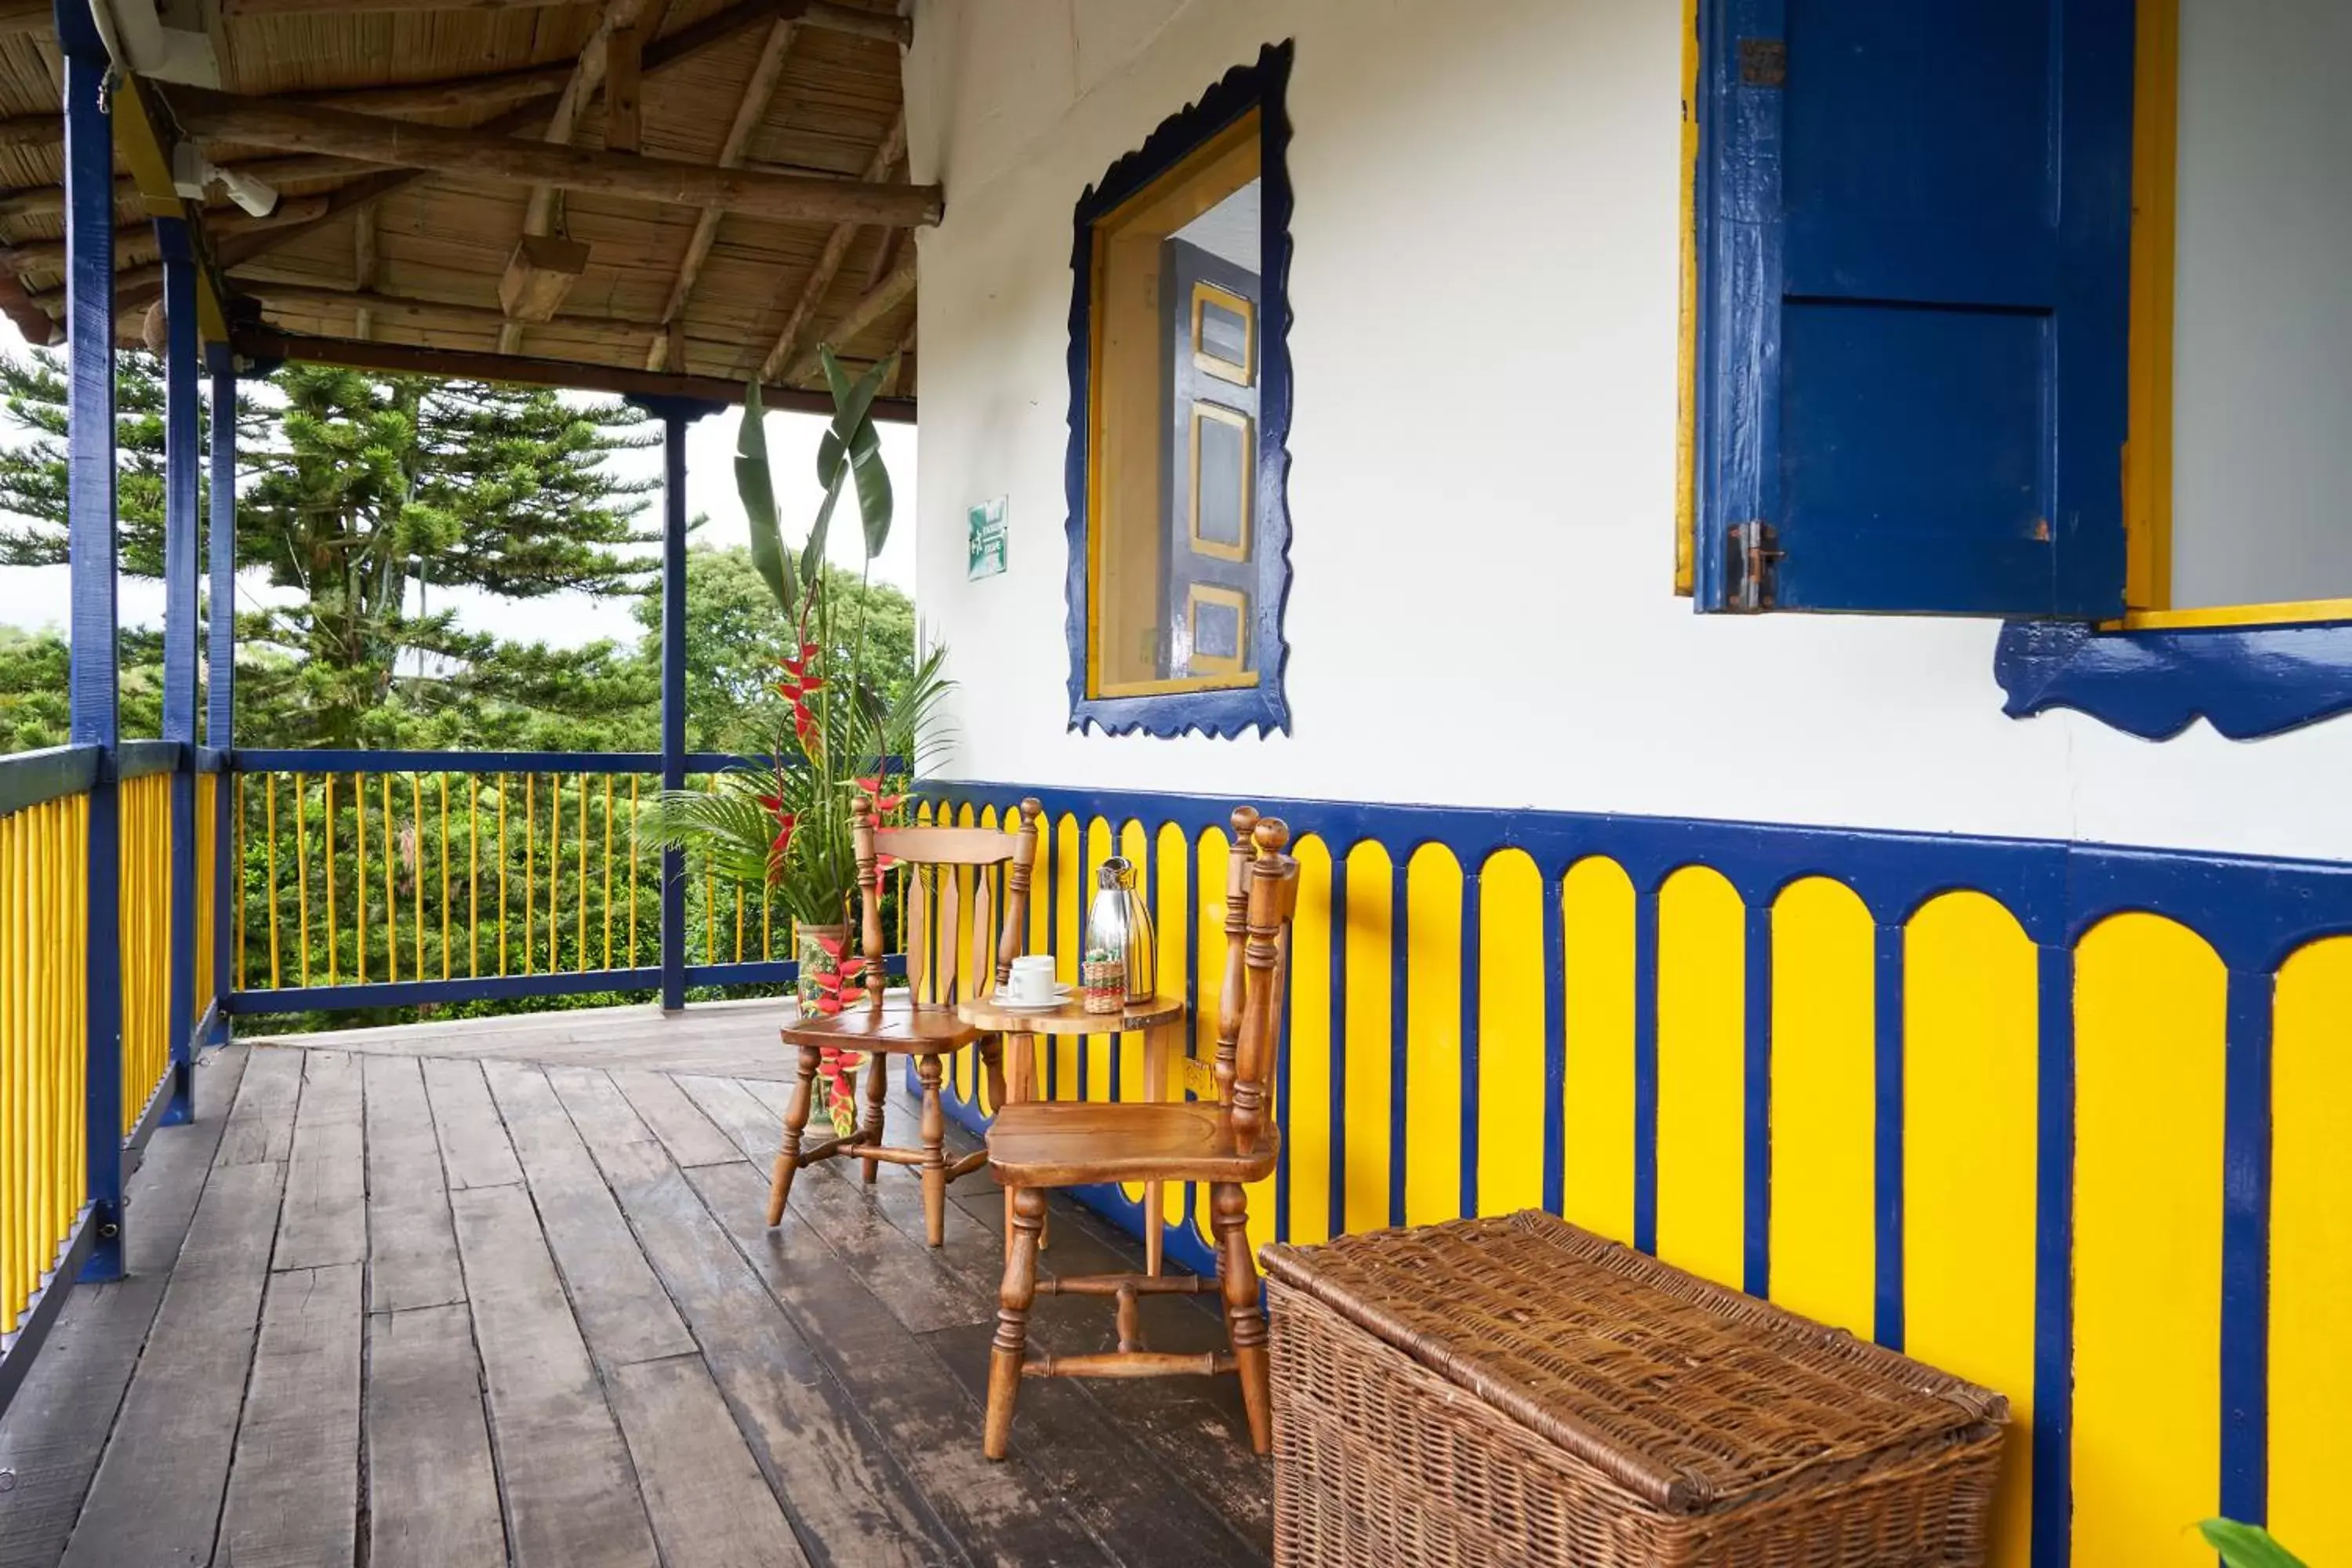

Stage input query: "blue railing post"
[
  {"left": 627, "top": 396, "right": 721, "bottom": 1014},
  {"left": 60, "top": 0, "right": 124, "bottom": 1283},
  {"left": 158, "top": 219, "right": 198, "bottom": 1126},
  {"left": 207, "top": 347, "right": 236, "bottom": 1040}
]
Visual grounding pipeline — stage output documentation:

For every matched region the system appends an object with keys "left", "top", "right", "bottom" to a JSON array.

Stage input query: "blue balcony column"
[
  {"left": 207, "top": 347, "right": 236, "bottom": 1042},
  {"left": 60, "top": 0, "right": 124, "bottom": 1283},
  {"left": 626, "top": 395, "right": 722, "bottom": 1013},
  {"left": 158, "top": 220, "right": 198, "bottom": 1127}
]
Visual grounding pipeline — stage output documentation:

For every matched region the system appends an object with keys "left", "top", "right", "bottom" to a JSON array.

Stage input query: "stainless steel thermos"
[{"left": 1081, "top": 857, "right": 1156, "bottom": 1012}]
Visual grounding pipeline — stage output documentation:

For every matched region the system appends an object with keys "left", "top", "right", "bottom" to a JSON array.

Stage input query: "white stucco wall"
[{"left": 903, "top": 0, "right": 2352, "bottom": 864}]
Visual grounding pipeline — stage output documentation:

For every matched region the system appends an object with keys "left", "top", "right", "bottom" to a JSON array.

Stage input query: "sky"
[{"left": 0, "top": 312, "right": 918, "bottom": 648}]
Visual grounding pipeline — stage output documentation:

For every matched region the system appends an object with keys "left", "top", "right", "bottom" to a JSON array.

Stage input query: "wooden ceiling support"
[
  {"left": 647, "top": 14, "right": 799, "bottom": 372},
  {"left": 162, "top": 85, "right": 944, "bottom": 227},
  {"left": 0, "top": 197, "right": 328, "bottom": 274},
  {"left": 755, "top": 107, "right": 905, "bottom": 381},
  {"left": 605, "top": 23, "right": 647, "bottom": 154},
  {"left": 217, "top": 0, "right": 910, "bottom": 46},
  {"left": 780, "top": 249, "right": 913, "bottom": 383},
  {"left": 351, "top": 205, "right": 379, "bottom": 339},
  {"left": 498, "top": 231, "right": 591, "bottom": 321},
  {"left": 230, "top": 325, "right": 918, "bottom": 421}
]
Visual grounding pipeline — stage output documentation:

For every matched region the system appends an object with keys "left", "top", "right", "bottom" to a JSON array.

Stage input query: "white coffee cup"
[{"left": 1007, "top": 954, "right": 1058, "bottom": 1004}]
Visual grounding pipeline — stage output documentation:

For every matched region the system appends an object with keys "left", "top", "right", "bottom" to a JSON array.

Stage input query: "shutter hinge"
[{"left": 1726, "top": 520, "right": 1781, "bottom": 612}]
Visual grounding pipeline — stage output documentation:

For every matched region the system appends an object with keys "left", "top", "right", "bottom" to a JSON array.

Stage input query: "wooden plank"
[
  {"left": 164, "top": 86, "right": 946, "bottom": 227},
  {"left": 683, "top": 1158, "right": 1115, "bottom": 1566},
  {"left": 365, "top": 1303, "right": 507, "bottom": 1568},
  {"left": 274, "top": 1049, "right": 367, "bottom": 1270},
  {"left": 674, "top": 1073, "right": 781, "bottom": 1163},
  {"left": 423, "top": 1054, "right": 524, "bottom": 1190},
  {"left": 542, "top": 1064, "right": 661, "bottom": 1150},
  {"left": 605, "top": 1069, "right": 744, "bottom": 1167},
  {"left": 364, "top": 1053, "right": 466, "bottom": 1312},
  {"left": 58, "top": 1160, "right": 289, "bottom": 1568},
  {"left": 604, "top": 22, "right": 646, "bottom": 155},
  {"left": 481, "top": 1060, "right": 695, "bottom": 1367},
  {"left": 214, "top": 1043, "right": 304, "bottom": 1167},
  {"left": 757, "top": 110, "right": 906, "bottom": 381},
  {"left": 569, "top": 1131, "right": 953, "bottom": 1566},
  {"left": 0, "top": 1046, "right": 248, "bottom": 1568},
  {"left": 216, "top": 1261, "right": 365, "bottom": 1568},
  {"left": 606, "top": 1354, "right": 808, "bottom": 1567},
  {"left": 447, "top": 1181, "right": 662, "bottom": 1568}
]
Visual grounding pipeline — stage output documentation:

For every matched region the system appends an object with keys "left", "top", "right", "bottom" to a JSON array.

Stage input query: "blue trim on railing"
[
  {"left": 230, "top": 748, "right": 761, "bottom": 774},
  {"left": 1455, "top": 869, "right": 1480, "bottom": 1222},
  {"left": 2030, "top": 942, "right": 2075, "bottom": 1568},
  {"left": 2218, "top": 967, "right": 2273, "bottom": 1528},
  {"left": 194, "top": 746, "right": 227, "bottom": 774},
  {"left": 1062, "top": 42, "right": 1295, "bottom": 739},
  {"left": 1540, "top": 869, "right": 1565, "bottom": 1216},
  {"left": 1631, "top": 888, "right": 1661, "bottom": 1255},
  {"left": 1997, "top": 616, "right": 2352, "bottom": 742},
  {"left": 1385, "top": 853, "right": 1407, "bottom": 1229},
  {"left": 1871, "top": 921, "right": 1905, "bottom": 1351},
  {"left": 116, "top": 740, "right": 182, "bottom": 780},
  {"left": 226, "top": 953, "right": 844, "bottom": 1017},
  {"left": 208, "top": 365, "right": 236, "bottom": 1040},
  {"left": 1741, "top": 903, "right": 1772, "bottom": 1299},
  {"left": 0, "top": 745, "right": 99, "bottom": 816}
]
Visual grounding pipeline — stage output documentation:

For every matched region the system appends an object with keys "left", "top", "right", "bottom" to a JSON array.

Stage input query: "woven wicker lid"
[{"left": 1259, "top": 1210, "right": 2007, "bottom": 1516}]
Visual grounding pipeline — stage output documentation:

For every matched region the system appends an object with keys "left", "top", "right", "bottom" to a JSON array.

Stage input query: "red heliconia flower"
[
  {"left": 814, "top": 931, "right": 849, "bottom": 960},
  {"left": 855, "top": 775, "right": 905, "bottom": 815}
]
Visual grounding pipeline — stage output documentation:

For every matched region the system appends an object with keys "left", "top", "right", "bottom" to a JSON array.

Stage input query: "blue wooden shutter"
[{"left": 1696, "top": 0, "right": 2135, "bottom": 617}]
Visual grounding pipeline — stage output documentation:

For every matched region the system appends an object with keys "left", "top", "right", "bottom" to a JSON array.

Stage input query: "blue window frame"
[{"left": 1063, "top": 43, "right": 1294, "bottom": 739}]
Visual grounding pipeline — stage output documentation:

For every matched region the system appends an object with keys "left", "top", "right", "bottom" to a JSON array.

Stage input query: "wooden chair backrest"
[
  {"left": 853, "top": 795, "right": 1043, "bottom": 1009},
  {"left": 1210, "top": 812, "right": 1297, "bottom": 1149}
]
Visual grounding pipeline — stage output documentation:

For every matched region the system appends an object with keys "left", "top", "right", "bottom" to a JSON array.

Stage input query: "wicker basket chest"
[{"left": 1259, "top": 1211, "right": 2008, "bottom": 1568}]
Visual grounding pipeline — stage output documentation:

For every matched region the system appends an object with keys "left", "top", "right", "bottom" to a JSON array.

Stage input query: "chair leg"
[
  {"left": 985, "top": 1185, "right": 1046, "bottom": 1460},
  {"left": 858, "top": 1047, "right": 890, "bottom": 1183},
  {"left": 766, "top": 1045, "right": 822, "bottom": 1227},
  {"left": 917, "top": 1054, "right": 947, "bottom": 1247},
  {"left": 1212, "top": 1181, "right": 1273, "bottom": 1454}
]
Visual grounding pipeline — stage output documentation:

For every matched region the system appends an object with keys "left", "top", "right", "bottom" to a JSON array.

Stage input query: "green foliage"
[
  {"left": 2201, "top": 1520, "right": 2309, "bottom": 1568},
  {"left": 0, "top": 350, "right": 662, "bottom": 750}
]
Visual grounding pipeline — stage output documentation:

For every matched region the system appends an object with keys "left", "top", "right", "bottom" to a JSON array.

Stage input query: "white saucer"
[{"left": 992, "top": 985, "right": 1074, "bottom": 1011}]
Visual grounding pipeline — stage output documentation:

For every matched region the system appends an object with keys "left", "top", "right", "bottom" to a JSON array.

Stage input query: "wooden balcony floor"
[{"left": 0, "top": 1002, "right": 1273, "bottom": 1568}]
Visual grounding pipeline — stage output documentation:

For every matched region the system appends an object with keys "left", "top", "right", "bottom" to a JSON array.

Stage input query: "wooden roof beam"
[
  {"left": 201, "top": 0, "right": 834, "bottom": 277},
  {"left": 781, "top": 249, "right": 913, "bottom": 383},
  {"left": 646, "top": 14, "right": 798, "bottom": 372},
  {"left": 0, "top": 198, "right": 332, "bottom": 274},
  {"left": 230, "top": 326, "right": 918, "bottom": 421},
  {"left": 755, "top": 107, "right": 904, "bottom": 382},
  {"left": 159, "top": 85, "right": 945, "bottom": 227},
  {"left": 217, "top": 0, "right": 911, "bottom": 45}
]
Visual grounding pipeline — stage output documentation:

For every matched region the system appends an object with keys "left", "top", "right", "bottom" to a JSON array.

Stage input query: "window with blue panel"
[
  {"left": 1062, "top": 43, "right": 1294, "bottom": 739},
  {"left": 1690, "top": 0, "right": 2352, "bottom": 739}
]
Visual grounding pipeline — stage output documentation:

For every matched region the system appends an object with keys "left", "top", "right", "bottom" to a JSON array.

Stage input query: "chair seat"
[
  {"left": 778, "top": 997, "right": 979, "bottom": 1054},
  {"left": 986, "top": 1100, "right": 1280, "bottom": 1187}
]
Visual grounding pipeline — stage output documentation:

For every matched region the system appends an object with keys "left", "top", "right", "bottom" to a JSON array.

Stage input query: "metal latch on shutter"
[{"left": 1726, "top": 520, "right": 1781, "bottom": 612}]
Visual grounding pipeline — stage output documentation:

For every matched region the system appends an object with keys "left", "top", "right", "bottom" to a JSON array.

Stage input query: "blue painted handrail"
[
  {"left": 114, "top": 739, "right": 182, "bottom": 781},
  {"left": 0, "top": 745, "right": 100, "bottom": 816}
]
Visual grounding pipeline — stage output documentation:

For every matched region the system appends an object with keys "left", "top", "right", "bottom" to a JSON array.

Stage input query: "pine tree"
[{"left": 0, "top": 350, "right": 663, "bottom": 748}]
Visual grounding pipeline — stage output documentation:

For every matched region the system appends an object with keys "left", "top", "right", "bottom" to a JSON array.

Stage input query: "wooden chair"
[
  {"left": 982, "top": 808, "right": 1297, "bottom": 1460},
  {"left": 767, "top": 794, "right": 1043, "bottom": 1247}
]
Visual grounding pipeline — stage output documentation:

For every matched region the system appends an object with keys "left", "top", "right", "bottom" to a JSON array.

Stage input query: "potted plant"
[{"left": 654, "top": 347, "right": 950, "bottom": 1023}]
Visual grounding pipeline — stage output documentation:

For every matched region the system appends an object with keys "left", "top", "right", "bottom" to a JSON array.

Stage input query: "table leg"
[
  {"left": 1143, "top": 1023, "right": 1167, "bottom": 1278},
  {"left": 1003, "top": 1029, "right": 1031, "bottom": 1243}
]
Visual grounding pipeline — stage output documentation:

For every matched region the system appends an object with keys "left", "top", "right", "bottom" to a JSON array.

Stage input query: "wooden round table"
[{"left": 957, "top": 992, "right": 1188, "bottom": 1274}]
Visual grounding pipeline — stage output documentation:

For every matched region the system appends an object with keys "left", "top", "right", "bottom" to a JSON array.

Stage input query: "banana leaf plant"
[
  {"left": 653, "top": 347, "right": 951, "bottom": 962},
  {"left": 2201, "top": 1520, "right": 2309, "bottom": 1568}
]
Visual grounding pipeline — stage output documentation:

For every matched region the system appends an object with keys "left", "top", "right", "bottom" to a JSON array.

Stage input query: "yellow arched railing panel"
[
  {"left": 1768, "top": 875, "right": 1875, "bottom": 1338},
  {"left": 1475, "top": 848, "right": 1545, "bottom": 1217},
  {"left": 2072, "top": 911, "right": 2223, "bottom": 1568},
  {"left": 1283, "top": 833, "right": 1334, "bottom": 1247},
  {"left": 1560, "top": 855, "right": 1635, "bottom": 1245},
  {"left": 2267, "top": 935, "right": 2352, "bottom": 1566},
  {"left": 1654, "top": 864, "right": 1744, "bottom": 1290},
  {"left": 1403, "top": 843, "right": 1463, "bottom": 1228},
  {"left": 1341, "top": 839, "right": 1393, "bottom": 1237},
  {"left": 1904, "top": 890, "right": 2038, "bottom": 1568}
]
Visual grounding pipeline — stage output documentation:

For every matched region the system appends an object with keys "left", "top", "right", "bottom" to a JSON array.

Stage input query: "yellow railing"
[
  {"left": 230, "top": 766, "right": 800, "bottom": 993},
  {"left": 0, "top": 789, "right": 88, "bottom": 1336},
  {"left": 117, "top": 771, "right": 170, "bottom": 1133}
]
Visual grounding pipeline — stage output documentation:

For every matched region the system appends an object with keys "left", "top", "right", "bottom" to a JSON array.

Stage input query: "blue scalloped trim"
[
  {"left": 1062, "top": 42, "right": 1295, "bottom": 741},
  {"left": 1995, "top": 617, "right": 2352, "bottom": 740}
]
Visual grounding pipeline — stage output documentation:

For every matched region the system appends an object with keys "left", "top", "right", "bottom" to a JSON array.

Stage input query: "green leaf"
[
  {"left": 800, "top": 466, "right": 843, "bottom": 588},
  {"left": 2199, "top": 1520, "right": 2309, "bottom": 1568},
  {"left": 815, "top": 347, "right": 896, "bottom": 559},
  {"left": 736, "top": 380, "right": 797, "bottom": 614}
]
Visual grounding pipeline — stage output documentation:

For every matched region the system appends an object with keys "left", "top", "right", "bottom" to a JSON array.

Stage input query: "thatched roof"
[{"left": 0, "top": 0, "right": 923, "bottom": 416}]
